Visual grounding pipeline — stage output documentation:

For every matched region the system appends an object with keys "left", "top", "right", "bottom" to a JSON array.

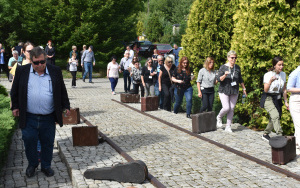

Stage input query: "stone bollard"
[
  {"left": 141, "top": 96, "right": 159, "bottom": 112},
  {"left": 72, "top": 126, "right": 99, "bottom": 146},
  {"left": 120, "top": 93, "right": 140, "bottom": 103},
  {"left": 269, "top": 136, "right": 296, "bottom": 165},
  {"left": 191, "top": 111, "right": 216, "bottom": 134},
  {"left": 84, "top": 160, "right": 148, "bottom": 183}
]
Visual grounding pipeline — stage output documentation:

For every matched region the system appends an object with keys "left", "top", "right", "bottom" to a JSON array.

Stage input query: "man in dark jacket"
[{"left": 10, "top": 47, "right": 70, "bottom": 178}]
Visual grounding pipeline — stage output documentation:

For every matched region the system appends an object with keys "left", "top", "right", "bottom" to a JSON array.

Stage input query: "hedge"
[{"left": 0, "top": 85, "right": 17, "bottom": 170}]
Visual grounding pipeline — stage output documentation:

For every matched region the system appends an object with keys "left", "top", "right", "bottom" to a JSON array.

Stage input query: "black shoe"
[
  {"left": 89, "top": 81, "right": 93, "bottom": 83},
  {"left": 262, "top": 134, "right": 270, "bottom": 141},
  {"left": 83, "top": 79, "right": 85, "bottom": 82},
  {"left": 186, "top": 114, "right": 192, "bottom": 119},
  {"left": 41, "top": 167, "right": 54, "bottom": 177},
  {"left": 26, "top": 165, "right": 38, "bottom": 178}
]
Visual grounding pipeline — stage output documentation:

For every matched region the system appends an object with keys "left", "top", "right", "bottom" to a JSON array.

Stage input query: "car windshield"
[
  {"left": 157, "top": 45, "right": 172, "bottom": 50},
  {"left": 140, "top": 41, "right": 152, "bottom": 45}
]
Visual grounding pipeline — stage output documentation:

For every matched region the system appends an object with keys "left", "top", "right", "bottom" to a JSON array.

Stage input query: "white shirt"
[
  {"left": 69, "top": 58, "right": 78, "bottom": 71},
  {"left": 124, "top": 49, "right": 134, "bottom": 59},
  {"left": 263, "top": 71, "right": 286, "bottom": 94},
  {"left": 107, "top": 62, "right": 119, "bottom": 78},
  {"left": 120, "top": 57, "right": 132, "bottom": 70}
]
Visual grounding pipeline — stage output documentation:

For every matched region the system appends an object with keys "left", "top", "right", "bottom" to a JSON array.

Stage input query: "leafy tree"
[
  {"left": 181, "top": 0, "right": 238, "bottom": 75},
  {"left": 144, "top": 13, "right": 163, "bottom": 42},
  {"left": 138, "top": 0, "right": 194, "bottom": 45},
  {"left": 1, "top": 0, "right": 144, "bottom": 64},
  {"left": 231, "top": 0, "right": 300, "bottom": 135}
]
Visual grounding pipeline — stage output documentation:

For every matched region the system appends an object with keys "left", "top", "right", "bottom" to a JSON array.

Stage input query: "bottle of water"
[{"left": 242, "top": 94, "right": 246, "bottom": 104}]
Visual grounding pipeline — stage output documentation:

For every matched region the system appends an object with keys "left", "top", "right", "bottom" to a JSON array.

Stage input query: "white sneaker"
[
  {"left": 216, "top": 116, "right": 222, "bottom": 128},
  {"left": 225, "top": 126, "right": 232, "bottom": 133},
  {"left": 112, "top": 91, "right": 116, "bottom": 95}
]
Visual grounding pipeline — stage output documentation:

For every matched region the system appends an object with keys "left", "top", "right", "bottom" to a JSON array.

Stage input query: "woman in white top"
[
  {"left": 69, "top": 52, "right": 78, "bottom": 88},
  {"left": 107, "top": 56, "right": 120, "bottom": 95},
  {"left": 260, "top": 56, "right": 289, "bottom": 141}
]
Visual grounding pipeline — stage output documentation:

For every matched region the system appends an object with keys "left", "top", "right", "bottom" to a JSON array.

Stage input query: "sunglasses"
[
  {"left": 32, "top": 60, "right": 46, "bottom": 65},
  {"left": 26, "top": 50, "right": 32, "bottom": 53},
  {"left": 167, "top": 61, "right": 172, "bottom": 64},
  {"left": 230, "top": 57, "right": 237, "bottom": 59}
]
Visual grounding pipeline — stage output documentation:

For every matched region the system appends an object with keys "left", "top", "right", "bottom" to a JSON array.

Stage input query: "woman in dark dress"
[
  {"left": 159, "top": 56, "right": 176, "bottom": 111},
  {"left": 45, "top": 40, "right": 55, "bottom": 65}
]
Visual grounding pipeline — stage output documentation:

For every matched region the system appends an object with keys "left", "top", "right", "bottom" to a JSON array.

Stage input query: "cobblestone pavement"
[{"left": 1, "top": 77, "right": 300, "bottom": 187}]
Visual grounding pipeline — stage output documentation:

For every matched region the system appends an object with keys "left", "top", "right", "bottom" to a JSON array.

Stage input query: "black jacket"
[{"left": 10, "top": 63, "right": 70, "bottom": 128}]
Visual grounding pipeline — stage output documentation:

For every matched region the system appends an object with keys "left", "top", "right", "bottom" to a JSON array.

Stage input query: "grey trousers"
[{"left": 145, "top": 83, "right": 155, "bottom": 97}]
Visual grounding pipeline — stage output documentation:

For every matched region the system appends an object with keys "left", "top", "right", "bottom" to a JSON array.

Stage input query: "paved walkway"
[{"left": 1, "top": 77, "right": 300, "bottom": 187}]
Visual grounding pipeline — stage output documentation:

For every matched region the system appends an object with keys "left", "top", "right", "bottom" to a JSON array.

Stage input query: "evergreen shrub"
[
  {"left": 0, "top": 93, "right": 17, "bottom": 170},
  {"left": 231, "top": 0, "right": 300, "bottom": 135},
  {"left": 181, "top": 0, "right": 239, "bottom": 79}
]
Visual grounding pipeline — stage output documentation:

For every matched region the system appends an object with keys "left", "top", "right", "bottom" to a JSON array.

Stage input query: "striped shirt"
[{"left": 27, "top": 65, "right": 54, "bottom": 114}]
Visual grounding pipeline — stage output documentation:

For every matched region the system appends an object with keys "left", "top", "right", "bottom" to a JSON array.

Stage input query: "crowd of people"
[
  {"left": 0, "top": 40, "right": 300, "bottom": 179},
  {"left": 106, "top": 47, "right": 300, "bottom": 146}
]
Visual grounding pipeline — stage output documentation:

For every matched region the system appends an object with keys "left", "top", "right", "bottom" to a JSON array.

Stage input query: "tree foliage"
[
  {"left": 0, "top": 0, "right": 143, "bottom": 62},
  {"left": 181, "top": 0, "right": 238, "bottom": 76},
  {"left": 138, "top": 0, "right": 194, "bottom": 45},
  {"left": 231, "top": 0, "right": 300, "bottom": 135}
]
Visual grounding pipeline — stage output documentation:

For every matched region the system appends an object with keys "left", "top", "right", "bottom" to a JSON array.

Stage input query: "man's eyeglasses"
[
  {"left": 230, "top": 57, "right": 237, "bottom": 59},
  {"left": 32, "top": 60, "right": 46, "bottom": 65},
  {"left": 158, "top": 60, "right": 164, "bottom": 62}
]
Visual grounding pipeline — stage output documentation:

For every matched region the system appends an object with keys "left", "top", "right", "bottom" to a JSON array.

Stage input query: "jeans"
[
  {"left": 174, "top": 86, "right": 193, "bottom": 115},
  {"left": 0, "top": 64, "right": 9, "bottom": 78},
  {"left": 175, "top": 59, "right": 179, "bottom": 67},
  {"left": 109, "top": 78, "right": 118, "bottom": 92},
  {"left": 70, "top": 71, "right": 77, "bottom": 86},
  {"left": 123, "top": 70, "right": 131, "bottom": 92},
  {"left": 83, "top": 62, "right": 93, "bottom": 82},
  {"left": 133, "top": 83, "right": 145, "bottom": 97},
  {"left": 22, "top": 113, "right": 56, "bottom": 169},
  {"left": 154, "top": 81, "right": 164, "bottom": 109},
  {"left": 200, "top": 90, "right": 214, "bottom": 112}
]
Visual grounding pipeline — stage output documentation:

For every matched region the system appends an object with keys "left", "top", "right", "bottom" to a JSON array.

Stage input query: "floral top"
[{"left": 172, "top": 67, "right": 192, "bottom": 89}]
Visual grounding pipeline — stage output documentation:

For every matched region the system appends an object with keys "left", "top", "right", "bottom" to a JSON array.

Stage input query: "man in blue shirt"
[
  {"left": 11, "top": 47, "right": 70, "bottom": 178},
  {"left": 81, "top": 45, "right": 96, "bottom": 83},
  {"left": 0, "top": 43, "right": 9, "bottom": 79},
  {"left": 173, "top": 44, "right": 181, "bottom": 67}
]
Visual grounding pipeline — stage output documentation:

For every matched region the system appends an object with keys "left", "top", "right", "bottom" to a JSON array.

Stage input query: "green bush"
[
  {"left": 0, "top": 85, "right": 8, "bottom": 96},
  {"left": 231, "top": 0, "right": 300, "bottom": 135},
  {"left": 0, "top": 92, "right": 17, "bottom": 170},
  {"left": 181, "top": 0, "right": 239, "bottom": 78}
]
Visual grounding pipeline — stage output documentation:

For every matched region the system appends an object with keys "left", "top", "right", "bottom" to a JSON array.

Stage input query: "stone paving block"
[{"left": 2, "top": 78, "right": 300, "bottom": 187}]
